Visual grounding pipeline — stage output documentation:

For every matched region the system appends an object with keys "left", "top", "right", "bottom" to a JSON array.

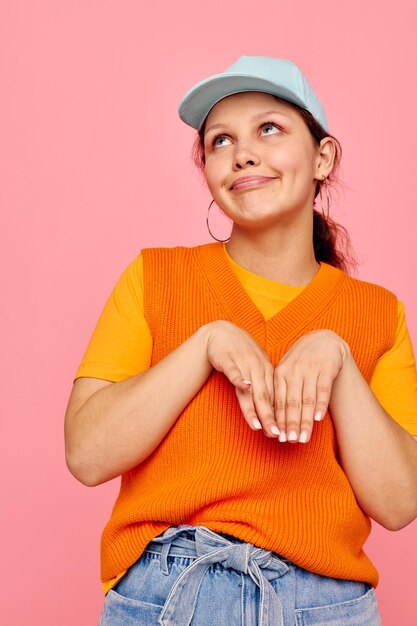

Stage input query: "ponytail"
[{"left": 313, "top": 210, "right": 356, "bottom": 273}]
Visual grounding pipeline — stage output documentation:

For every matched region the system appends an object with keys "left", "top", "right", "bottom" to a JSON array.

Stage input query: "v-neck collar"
[{"left": 196, "top": 242, "right": 348, "bottom": 349}]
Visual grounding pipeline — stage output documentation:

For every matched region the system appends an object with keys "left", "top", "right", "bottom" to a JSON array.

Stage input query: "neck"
[{"left": 225, "top": 218, "right": 319, "bottom": 286}]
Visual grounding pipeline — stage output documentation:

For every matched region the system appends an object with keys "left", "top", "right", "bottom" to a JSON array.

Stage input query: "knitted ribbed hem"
[{"left": 101, "top": 518, "right": 379, "bottom": 589}]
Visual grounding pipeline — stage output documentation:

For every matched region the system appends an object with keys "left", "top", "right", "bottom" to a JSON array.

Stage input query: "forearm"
[
  {"left": 67, "top": 325, "right": 213, "bottom": 486},
  {"left": 330, "top": 351, "right": 417, "bottom": 530}
]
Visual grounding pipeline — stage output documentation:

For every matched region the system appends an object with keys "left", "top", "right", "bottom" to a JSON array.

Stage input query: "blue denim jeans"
[{"left": 98, "top": 525, "right": 382, "bottom": 626}]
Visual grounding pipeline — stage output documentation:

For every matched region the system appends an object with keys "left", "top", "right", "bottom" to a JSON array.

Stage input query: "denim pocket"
[
  {"left": 101, "top": 588, "right": 162, "bottom": 626},
  {"left": 99, "top": 549, "right": 197, "bottom": 626},
  {"left": 295, "top": 587, "right": 381, "bottom": 626}
]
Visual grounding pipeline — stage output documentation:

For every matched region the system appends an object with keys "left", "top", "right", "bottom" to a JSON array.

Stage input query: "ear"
[{"left": 314, "top": 137, "right": 337, "bottom": 180}]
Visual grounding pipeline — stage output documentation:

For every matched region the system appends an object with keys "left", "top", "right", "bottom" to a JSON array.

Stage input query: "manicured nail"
[
  {"left": 242, "top": 379, "right": 252, "bottom": 385},
  {"left": 279, "top": 431, "right": 287, "bottom": 442},
  {"left": 271, "top": 425, "right": 280, "bottom": 436},
  {"left": 314, "top": 411, "right": 323, "bottom": 422},
  {"left": 252, "top": 418, "right": 262, "bottom": 430},
  {"left": 288, "top": 430, "right": 298, "bottom": 442},
  {"left": 299, "top": 431, "right": 309, "bottom": 443}
]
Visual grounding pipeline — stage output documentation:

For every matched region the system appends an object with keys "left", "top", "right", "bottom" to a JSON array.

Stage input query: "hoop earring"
[
  {"left": 206, "top": 200, "right": 231, "bottom": 243},
  {"left": 318, "top": 177, "right": 331, "bottom": 220}
]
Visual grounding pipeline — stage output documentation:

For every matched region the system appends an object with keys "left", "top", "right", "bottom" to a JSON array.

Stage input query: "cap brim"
[{"left": 178, "top": 73, "right": 317, "bottom": 130}]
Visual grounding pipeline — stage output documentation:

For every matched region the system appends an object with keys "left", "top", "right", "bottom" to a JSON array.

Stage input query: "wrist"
[
  {"left": 329, "top": 345, "right": 360, "bottom": 419},
  {"left": 194, "top": 322, "right": 219, "bottom": 370},
  {"left": 339, "top": 337, "right": 351, "bottom": 365}
]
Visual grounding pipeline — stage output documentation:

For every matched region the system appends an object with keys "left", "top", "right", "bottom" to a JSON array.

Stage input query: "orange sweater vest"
[{"left": 100, "top": 243, "right": 397, "bottom": 587}]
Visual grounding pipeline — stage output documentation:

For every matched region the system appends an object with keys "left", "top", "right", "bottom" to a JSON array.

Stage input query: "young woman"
[{"left": 65, "top": 56, "right": 417, "bottom": 625}]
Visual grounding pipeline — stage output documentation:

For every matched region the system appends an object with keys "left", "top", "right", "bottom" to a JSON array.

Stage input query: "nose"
[{"left": 233, "top": 143, "right": 260, "bottom": 170}]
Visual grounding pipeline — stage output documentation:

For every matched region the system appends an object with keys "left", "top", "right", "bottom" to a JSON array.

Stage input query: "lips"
[{"left": 230, "top": 176, "right": 277, "bottom": 191}]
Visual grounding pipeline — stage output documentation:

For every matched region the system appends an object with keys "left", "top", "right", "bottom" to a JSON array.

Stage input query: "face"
[{"left": 203, "top": 92, "right": 323, "bottom": 231}]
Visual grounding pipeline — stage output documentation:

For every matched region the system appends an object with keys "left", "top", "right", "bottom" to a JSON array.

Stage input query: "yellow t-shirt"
[{"left": 74, "top": 248, "right": 417, "bottom": 594}]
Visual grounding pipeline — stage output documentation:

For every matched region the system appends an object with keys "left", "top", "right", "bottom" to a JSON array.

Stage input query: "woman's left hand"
[{"left": 274, "top": 330, "right": 349, "bottom": 443}]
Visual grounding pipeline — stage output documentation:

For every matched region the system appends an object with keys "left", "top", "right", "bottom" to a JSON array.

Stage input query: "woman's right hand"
[
  {"left": 66, "top": 319, "right": 279, "bottom": 486},
  {"left": 204, "top": 321, "right": 279, "bottom": 437}
]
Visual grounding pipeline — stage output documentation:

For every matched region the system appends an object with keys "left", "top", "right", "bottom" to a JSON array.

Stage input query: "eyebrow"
[{"left": 205, "top": 110, "right": 292, "bottom": 135}]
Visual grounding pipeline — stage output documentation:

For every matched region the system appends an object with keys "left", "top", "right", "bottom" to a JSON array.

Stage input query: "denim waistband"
[{"left": 145, "top": 525, "right": 290, "bottom": 626}]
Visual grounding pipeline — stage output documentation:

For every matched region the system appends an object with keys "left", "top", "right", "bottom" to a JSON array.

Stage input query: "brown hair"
[{"left": 192, "top": 99, "right": 356, "bottom": 274}]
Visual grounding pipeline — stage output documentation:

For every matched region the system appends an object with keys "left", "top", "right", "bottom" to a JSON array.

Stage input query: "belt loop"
[{"left": 160, "top": 541, "right": 171, "bottom": 575}]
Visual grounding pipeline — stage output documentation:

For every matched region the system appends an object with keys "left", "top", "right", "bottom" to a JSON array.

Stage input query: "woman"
[{"left": 65, "top": 56, "right": 417, "bottom": 625}]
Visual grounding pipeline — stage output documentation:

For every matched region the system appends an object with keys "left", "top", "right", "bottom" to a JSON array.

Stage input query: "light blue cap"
[{"left": 178, "top": 56, "right": 329, "bottom": 132}]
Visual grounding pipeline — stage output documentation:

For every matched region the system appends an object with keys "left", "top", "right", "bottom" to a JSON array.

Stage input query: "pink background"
[{"left": 1, "top": 1, "right": 416, "bottom": 624}]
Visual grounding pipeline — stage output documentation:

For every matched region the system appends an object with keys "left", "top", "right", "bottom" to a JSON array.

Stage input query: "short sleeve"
[
  {"left": 74, "top": 253, "right": 152, "bottom": 382},
  {"left": 370, "top": 301, "right": 417, "bottom": 435}
]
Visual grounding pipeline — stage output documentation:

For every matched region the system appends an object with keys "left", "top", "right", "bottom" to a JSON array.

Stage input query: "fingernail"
[
  {"left": 279, "top": 432, "right": 287, "bottom": 442},
  {"left": 288, "top": 430, "right": 298, "bottom": 442},
  {"left": 252, "top": 418, "right": 262, "bottom": 430},
  {"left": 271, "top": 425, "right": 280, "bottom": 436},
  {"left": 299, "top": 430, "right": 309, "bottom": 443},
  {"left": 242, "top": 379, "right": 252, "bottom": 385},
  {"left": 314, "top": 411, "right": 323, "bottom": 422}
]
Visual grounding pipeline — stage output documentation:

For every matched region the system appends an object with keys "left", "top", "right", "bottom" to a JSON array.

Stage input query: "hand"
[
  {"left": 205, "top": 321, "right": 279, "bottom": 435},
  {"left": 273, "top": 330, "right": 349, "bottom": 443}
]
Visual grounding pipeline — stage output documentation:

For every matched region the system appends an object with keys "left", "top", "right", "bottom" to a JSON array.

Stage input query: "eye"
[
  {"left": 261, "top": 122, "right": 281, "bottom": 136},
  {"left": 212, "top": 135, "right": 232, "bottom": 148}
]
